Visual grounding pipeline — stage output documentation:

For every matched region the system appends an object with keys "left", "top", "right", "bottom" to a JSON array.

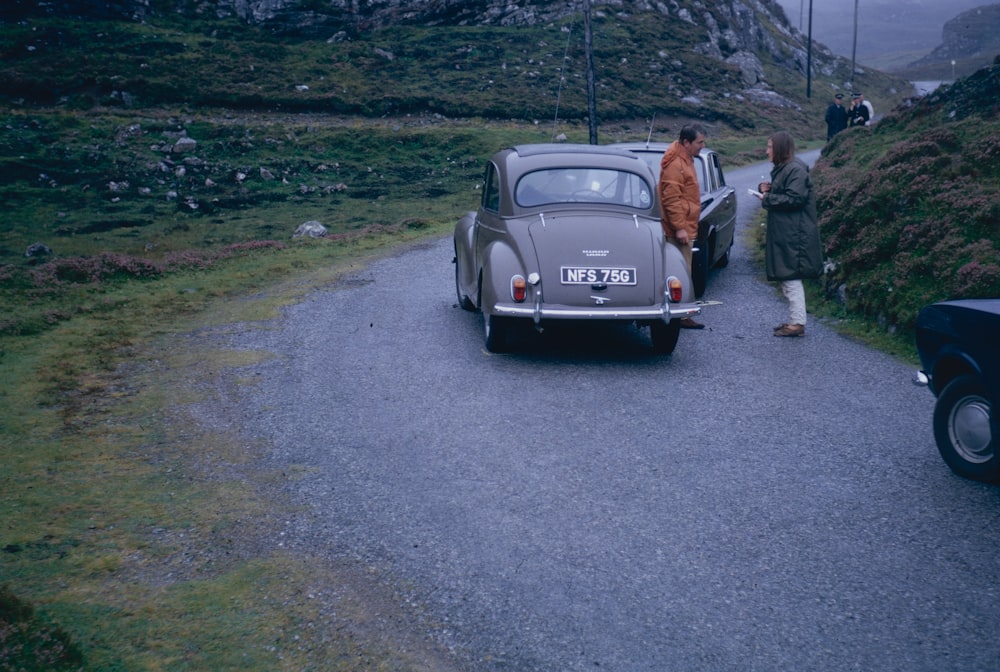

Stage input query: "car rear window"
[{"left": 515, "top": 168, "right": 653, "bottom": 209}]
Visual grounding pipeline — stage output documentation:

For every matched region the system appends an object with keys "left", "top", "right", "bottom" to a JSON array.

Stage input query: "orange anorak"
[{"left": 658, "top": 141, "right": 700, "bottom": 239}]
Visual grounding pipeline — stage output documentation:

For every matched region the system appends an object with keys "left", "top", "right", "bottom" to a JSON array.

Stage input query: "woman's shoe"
[
  {"left": 773, "top": 324, "right": 805, "bottom": 337},
  {"left": 773, "top": 323, "right": 789, "bottom": 332}
]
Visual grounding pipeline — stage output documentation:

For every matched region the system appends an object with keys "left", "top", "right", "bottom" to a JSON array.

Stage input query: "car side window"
[
  {"left": 482, "top": 163, "right": 501, "bottom": 212},
  {"left": 693, "top": 156, "right": 710, "bottom": 196},
  {"left": 711, "top": 153, "right": 727, "bottom": 187}
]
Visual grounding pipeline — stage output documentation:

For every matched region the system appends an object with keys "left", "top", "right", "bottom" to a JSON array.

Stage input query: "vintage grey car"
[
  {"left": 609, "top": 142, "right": 737, "bottom": 297},
  {"left": 453, "top": 143, "right": 701, "bottom": 354}
]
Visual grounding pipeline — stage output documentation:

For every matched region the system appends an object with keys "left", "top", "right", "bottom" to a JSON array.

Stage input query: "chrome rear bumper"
[{"left": 493, "top": 301, "right": 701, "bottom": 323}]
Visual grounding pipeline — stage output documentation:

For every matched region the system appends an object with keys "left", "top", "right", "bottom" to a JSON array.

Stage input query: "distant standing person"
[
  {"left": 825, "top": 93, "right": 848, "bottom": 140},
  {"left": 860, "top": 93, "right": 874, "bottom": 125},
  {"left": 756, "top": 132, "right": 823, "bottom": 338},
  {"left": 848, "top": 92, "right": 870, "bottom": 127},
  {"left": 659, "top": 124, "right": 707, "bottom": 330}
]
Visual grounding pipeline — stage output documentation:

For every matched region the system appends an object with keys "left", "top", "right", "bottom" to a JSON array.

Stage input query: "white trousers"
[{"left": 781, "top": 279, "right": 807, "bottom": 325}]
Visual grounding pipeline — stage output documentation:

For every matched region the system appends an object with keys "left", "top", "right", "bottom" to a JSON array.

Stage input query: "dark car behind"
[{"left": 609, "top": 142, "right": 737, "bottom": 297}]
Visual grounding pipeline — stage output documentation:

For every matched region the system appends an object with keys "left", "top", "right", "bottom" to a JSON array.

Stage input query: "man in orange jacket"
[{"left": 659, "top": 124, "right": 707, "bottom": 329}]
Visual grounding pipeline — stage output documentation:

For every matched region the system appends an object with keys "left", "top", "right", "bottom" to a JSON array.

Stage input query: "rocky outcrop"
[{"left": 910, "top": 3, "right": 1000, "bottom": 67}]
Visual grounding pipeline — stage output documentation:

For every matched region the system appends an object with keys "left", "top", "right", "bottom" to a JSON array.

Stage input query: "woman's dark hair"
[{"left": 770, "top": 131, "right": 796, "bottom": 166}]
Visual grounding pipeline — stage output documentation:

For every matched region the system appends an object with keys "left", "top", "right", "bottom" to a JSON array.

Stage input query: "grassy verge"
[
  {"left": 2, "top": 222, "right": 480, "bottom": 669},
  {"left": 745, "top": 210, "right": 920, "bottom": 365}
]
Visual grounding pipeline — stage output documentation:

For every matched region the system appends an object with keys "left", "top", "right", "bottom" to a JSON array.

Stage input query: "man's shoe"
[
  {"left": 679, "top": 317, "right": 705, "bottom": 330},
  {"left": 773, "top": 324, "right": 805, "bottom": 337},
  {"left": 773, "top": 322, "right": 789, "bottom": 332}
]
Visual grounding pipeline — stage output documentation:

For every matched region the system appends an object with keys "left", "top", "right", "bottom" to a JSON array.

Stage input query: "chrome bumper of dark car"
[
  {"left": 913, "top": 370, "right": 930, "bottom": 387},
  {"left": 493, "top": 302, "right": 701, "bottom": 323}
]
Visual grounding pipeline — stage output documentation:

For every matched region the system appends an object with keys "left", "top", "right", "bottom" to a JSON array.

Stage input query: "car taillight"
[
  {"left": 666, "top": 276, "right": 683, "bottom": 303},
  {"left": 511, "top": 275, "right": 527, "bottom": 302}
]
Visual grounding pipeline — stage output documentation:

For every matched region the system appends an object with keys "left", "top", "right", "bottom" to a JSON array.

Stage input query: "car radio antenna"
[
  {"left": 551, "top": 12, "right": 576, "bottom": 142},
  {"left": 645, "top": 113, "right": 656, "bottom": 148}
]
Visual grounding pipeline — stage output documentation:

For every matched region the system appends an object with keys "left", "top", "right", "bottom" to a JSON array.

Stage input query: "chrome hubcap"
[{"left": 949, "top": 395, "right": 994, "bottom": 464}]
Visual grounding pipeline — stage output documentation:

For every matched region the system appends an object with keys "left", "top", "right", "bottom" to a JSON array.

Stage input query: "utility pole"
[
  {"left": 850, "top": 0, "right": 859, "bottom": 90},
  {"left": 806, "top": 0, "right": 813, "bottom": 98},
  {"left": 583, "top": 0, "right": 598, "bottom": 145}
]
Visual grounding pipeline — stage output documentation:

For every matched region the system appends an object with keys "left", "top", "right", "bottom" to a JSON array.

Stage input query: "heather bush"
[
  {"left": 27, "top": 254, "right": 158, "bottom": 287},
  {"left": 814, "top": 64, "right": 1000, "bottom": 334},
  {"left": 0, "top": 585, "right": 84, "bottom": 672}
]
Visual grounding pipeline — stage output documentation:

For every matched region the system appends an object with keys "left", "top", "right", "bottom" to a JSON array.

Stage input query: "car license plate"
[{"left": 560, "top": 266, "right": 637, "bottom": 285}]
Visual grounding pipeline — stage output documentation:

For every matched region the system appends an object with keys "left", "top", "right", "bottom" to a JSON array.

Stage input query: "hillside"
[
  {"left": 0, "top": 0, "right": 912, "bottom": 277},
  {"left": 813, "top": 62, "right": 1000, "bottom": 334},
  {"left": 0, "top": 0, "right": 911, "bottom": 135}
]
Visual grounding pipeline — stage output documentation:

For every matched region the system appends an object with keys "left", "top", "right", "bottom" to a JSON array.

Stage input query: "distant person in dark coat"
[
  {"left": 825, "top": 93, "right": 848, "bottom": 140},
  {"left": 848, "top": 92, "right": 870, "bottom": 127},
  {"left": 755, "top": 132, "right": 823, "bottom": 338}
]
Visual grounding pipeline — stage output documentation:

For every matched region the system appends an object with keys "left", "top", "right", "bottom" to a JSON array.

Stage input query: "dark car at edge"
[{"left": 913, "top": 298, "right": 1000, "bottom": 482}]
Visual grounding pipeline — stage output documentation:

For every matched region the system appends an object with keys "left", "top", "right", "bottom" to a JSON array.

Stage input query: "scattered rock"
[
  {"left": 293, "top": 221, "right": 328, "bottom": 239},
  {"left": 173, "top": 137, "right": 198, "bottom": 153},
  {"left": 25, "top": 242, "right": 52, "bottom": 258}
]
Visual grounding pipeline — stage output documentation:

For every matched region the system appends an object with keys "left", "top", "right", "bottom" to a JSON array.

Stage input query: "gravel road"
[{"left": 188, "top": 151, "right": 1000, "bottom": 671}]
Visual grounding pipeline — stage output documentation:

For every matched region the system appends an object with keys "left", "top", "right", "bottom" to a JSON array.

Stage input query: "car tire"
[
  {"left": 454, "top": 247, "right": 475, "bottom": 311},
  {"left": 932, "top": 374, "right": 999, "bottom": 482},
  {"left": 692, "top": 241, "right": 709, "bottom": 298},
  {"left": 716, "top": 242, "right": 731, "bottom": 268},
  {"left": 484, "top": 313, "right": 509, "bottom": 353},
  {"left": 650, "top": 319, "right": 681, "bottom": 355}
]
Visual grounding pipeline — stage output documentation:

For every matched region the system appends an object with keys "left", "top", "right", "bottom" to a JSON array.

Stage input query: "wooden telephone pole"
[
  {"left": 584, "top": 0, "right": 598, "bottom": 144},
  {"left": 806, "top": 0, "right": 813, "bottom": 98},
  {"left": 850, "top": 0, "right": 859, "bottom": 89}
]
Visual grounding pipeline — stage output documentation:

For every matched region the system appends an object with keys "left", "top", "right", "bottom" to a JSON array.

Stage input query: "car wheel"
[
  {"left": 454, "top": 245, "right": 475, "bottom": 311},
  {"left": 716, "top": 241, "right": 731, "bottom": 268},
  {"left": 932, "top": 374, "right": 999, "bottom": 482},
  {"left": 692, "top": 241, "right": 709, "bottom": 298},
  {"left": 484, "top": 313, "right": 509, "bottom": 353},
  {"left": 650, "top": 319, "right": 681, "bottom": 355}
]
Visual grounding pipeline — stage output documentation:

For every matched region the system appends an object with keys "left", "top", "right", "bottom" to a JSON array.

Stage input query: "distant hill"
[
  {"left": 773, "top": 0, "right": 991, "bottom": 67},
  {"left": 900, "top": 4, "right": 1000, "bottom": 80}
]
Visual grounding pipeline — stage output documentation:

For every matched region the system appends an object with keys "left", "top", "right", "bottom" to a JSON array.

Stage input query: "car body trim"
[{"left": 494, "top": 302, "right": 701, "bottom": 322}]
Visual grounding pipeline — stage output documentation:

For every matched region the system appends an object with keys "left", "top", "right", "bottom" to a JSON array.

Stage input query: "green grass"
[
  {"left": 747, "top": 208, "right": 934, "bottom": 368},
  {"left": 1, "top": 230, "right": 468, "bottom": 670}
]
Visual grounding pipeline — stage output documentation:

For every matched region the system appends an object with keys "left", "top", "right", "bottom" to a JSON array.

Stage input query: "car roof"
[
  {"left": 510, "top": 143, "right": 638, "bottom": 158},
  {"left": 493, "top": 143, "right": 656, "bottom": 180},
  {"left": 607, "top": 141, "right": 670, "bottom": 151},
  {"left": 606, "top": 141, "right": 715, "bottom": 159},
  {"left": 932, "top": 299, "right": 1000, "bottom": 316}
]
